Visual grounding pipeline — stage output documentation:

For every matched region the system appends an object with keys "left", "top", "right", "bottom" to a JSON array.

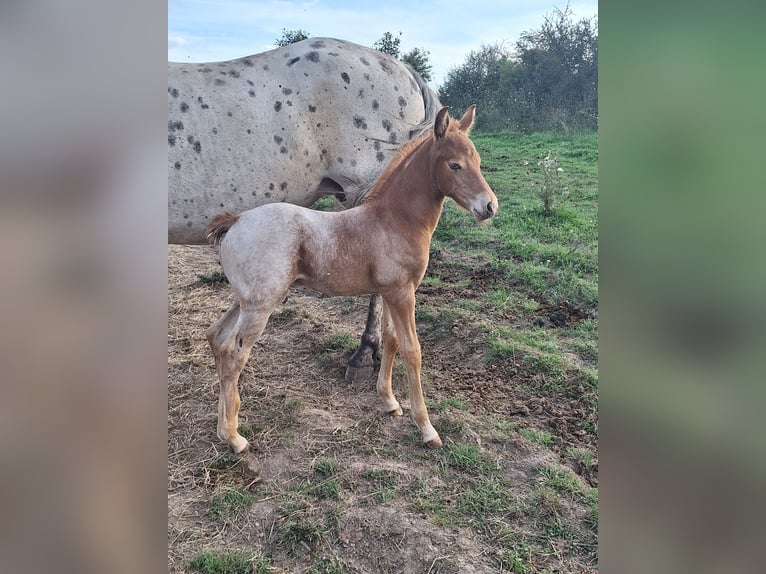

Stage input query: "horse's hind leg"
[
  {"left": 345, "top": 294, "right": 382, "bottom": 382},
  {"left": 207, "top": 304, "right": 270, "bottom": 453}
]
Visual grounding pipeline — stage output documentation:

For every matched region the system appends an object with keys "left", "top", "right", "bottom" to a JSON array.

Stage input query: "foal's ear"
[
  {"left": 458, "top": 104, "right": 476, "bottom": 134},
  {"left": 434, "top": 106, "right": 450, "bottom": 139}
]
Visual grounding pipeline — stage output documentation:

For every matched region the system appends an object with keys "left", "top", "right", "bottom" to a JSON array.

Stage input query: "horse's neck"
[{"left": 374, "top": 139, "right": 444, "bottom": 237}]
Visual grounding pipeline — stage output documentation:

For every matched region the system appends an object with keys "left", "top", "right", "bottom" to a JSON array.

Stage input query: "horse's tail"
[
  {"left": 207, "top": 212, "right": 240, "bottom": 246},
  {"left": 405, "top": 63, "right": 442, "bottom": 138}
]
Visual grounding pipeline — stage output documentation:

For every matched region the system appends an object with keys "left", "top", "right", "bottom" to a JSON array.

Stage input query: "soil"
[{"left": 168, "top": 245, "right": 597, "bottom": 573}]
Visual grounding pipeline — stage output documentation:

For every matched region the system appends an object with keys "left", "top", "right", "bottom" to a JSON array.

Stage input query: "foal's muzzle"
[{"left": 472, "top": 195, "right": 499, "bottom": 221}]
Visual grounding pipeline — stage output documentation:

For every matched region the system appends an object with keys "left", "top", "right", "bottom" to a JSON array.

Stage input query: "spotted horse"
[{"left": 168, "top": 37, "right": 441, "bottom": 381}]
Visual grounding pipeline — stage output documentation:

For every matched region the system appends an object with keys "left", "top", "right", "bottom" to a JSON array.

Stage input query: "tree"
[
  {"left": 373, "top": 31, "right": 401, "bottom": 58},
  {"left": 374, "top": 32, "right": 433, "bottom": 83},
  {"left": 275, "top": 29, "right": 310, "bottom": 47},
  {"left": 513, "top": 5, "right": 598, "bottom": 131},
  {"left": 438, "top": 5, "right": 597, "bottom": 132},
  {"left": 401, "top": 47, "right": 433, "bottom": 82}
]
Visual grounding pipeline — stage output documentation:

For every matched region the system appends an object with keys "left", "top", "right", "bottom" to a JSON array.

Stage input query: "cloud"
[{"left": 168, "top": 35, "right": 187, "bottom": 50}]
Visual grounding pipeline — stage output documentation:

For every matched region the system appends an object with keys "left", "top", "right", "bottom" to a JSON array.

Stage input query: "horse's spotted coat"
[{"left": 168, "top": 37, "right": 439, "bottom": 244}]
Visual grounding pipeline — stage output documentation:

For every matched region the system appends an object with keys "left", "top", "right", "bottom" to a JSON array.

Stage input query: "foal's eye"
[{"left": 449, "top": 162, "right": 462, "bottom": 172}]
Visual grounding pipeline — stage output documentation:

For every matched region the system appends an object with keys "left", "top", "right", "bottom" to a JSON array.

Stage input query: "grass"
[
  {"left": 519, "top": 427, "right": 554, "bottom": 446},
  {"left": 169, "top": 131, "right": 598, "bottom": 574},
  {"left": 208, "top": 488, "right": 254, "bottom": 521},
  {"left": 187, "top": 550, "right": 273, "bottom": 574}
]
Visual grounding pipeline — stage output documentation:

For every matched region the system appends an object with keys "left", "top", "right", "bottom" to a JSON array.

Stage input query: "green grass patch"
[
  {"left": 442, "top": 442, "right": 499, "bottom": 475},
  {"left": 313, "top": 460, "right": 340, "bottom": 476},
  {"left": 456, "top": 475, "right": 515, "bottom": 519},
  {"left": 307, "top": 556, "right": 346, "bottom": 574},
  {"left": 208, "top": 488, "right": 254, "bottom": 521},
  {"left": 362, "top": 468, "right": 400, "bottom": 502},
  {"left": 197, "top": 270, "right": 229, "bottom": 286},
  {"left": 519, "top": 427, "right": 553, "bottom": 446},
  {"left": 187, "top": 550, "right": 273, "bottom": 574}
]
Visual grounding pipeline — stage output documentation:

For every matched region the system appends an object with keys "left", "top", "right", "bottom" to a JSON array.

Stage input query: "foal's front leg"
[
  {"left": 376, "top": 302, "right": 403, "bottom": 416},
  {"left": 382, "top": 289, "right": 442, "bottom": 448}
]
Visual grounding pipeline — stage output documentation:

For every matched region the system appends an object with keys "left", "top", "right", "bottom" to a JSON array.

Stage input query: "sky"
[{"left": 168, "top": 0, "right": 598, "bottom": 88}]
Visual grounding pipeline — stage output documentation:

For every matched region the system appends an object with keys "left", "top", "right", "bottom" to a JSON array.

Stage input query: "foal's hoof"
[
  {"left": 387, "top": 406, "right": 404, "bottom": 417},
  {"left": 230, "top": 435, "right": 250, "bottom": 454},
  {"left": 425, "top": 437, "right": 443, "bottom": 449},
  {"left": 344, "top": 364, "right": 375, "bottom": 382}
]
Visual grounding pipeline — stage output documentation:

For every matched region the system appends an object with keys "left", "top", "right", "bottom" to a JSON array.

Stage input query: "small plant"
[
  {"left": 197, "top": 269, "right": 228, "bottom": 286},
  {"left": 535, "top": 150, "right": 566, "bottom": 216},
  {"left": 314, "top": 460, "right": 340, "bottom": 476}
]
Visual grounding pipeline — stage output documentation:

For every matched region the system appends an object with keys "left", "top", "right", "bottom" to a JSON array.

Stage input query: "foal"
[{"left": 206, "top": 105, "right": 498, "bottom": 454}]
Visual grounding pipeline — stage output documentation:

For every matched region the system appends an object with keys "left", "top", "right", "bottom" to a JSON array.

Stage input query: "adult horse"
[
  {"left": 206, "top": 106, "right": 497, "bottom": 454},
  {"left": 168, "top": 37, "right": 441, "bottom": 380}
]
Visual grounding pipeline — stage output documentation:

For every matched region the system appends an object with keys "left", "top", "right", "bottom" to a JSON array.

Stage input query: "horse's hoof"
[
  {"left": 345, "top": 364, "right": 375, "bottom": 382},
  {"left": 425, "top": 437, "right": 443, "bottom": 449},
  {"left": 387, "top": 406, "right": 404, "bottom": 417}
]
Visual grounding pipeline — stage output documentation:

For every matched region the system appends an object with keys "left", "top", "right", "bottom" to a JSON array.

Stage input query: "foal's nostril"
[{"left": 486, "top": 202, "right": 494, "bottom": 215}]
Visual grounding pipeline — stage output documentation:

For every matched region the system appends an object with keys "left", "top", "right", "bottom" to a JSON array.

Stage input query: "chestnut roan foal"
[{"left": 206, "top": 106, "right": 498, "bottom": 453}]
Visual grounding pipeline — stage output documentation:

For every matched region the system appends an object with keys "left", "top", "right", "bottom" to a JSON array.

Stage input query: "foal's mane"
[{"left": 363, "top": 131, "right": 433, "bottom": 203}]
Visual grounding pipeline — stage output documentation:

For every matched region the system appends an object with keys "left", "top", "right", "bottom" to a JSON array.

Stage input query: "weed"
[
  {"left": 313, "top": 460, "right": 340, "bottom": 476},
  {"left": 197, "top": 270, "right": 228, "bottom": 286}
]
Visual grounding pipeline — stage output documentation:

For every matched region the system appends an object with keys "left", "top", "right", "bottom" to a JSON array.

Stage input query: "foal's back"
[{"left": 218, "top": 203, "right": 386, "bottom": 303}]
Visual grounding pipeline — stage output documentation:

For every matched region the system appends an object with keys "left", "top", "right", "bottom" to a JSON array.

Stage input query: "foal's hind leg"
[
  {"left": 207, "top": 304, "right": 270, "bottom": 453},
  {"left": 382, "top": 288, "right": 442, "bottom": 448}
]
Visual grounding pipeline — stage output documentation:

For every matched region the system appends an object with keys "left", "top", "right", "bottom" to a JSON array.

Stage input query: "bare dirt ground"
[{"left": 168, "top": 244, "right": 597, "bottom": 573}]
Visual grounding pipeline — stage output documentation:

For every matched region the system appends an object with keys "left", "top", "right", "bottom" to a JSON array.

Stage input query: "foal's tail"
[{"left": 207, "top": 212, "right": 240, "bottom": 246}]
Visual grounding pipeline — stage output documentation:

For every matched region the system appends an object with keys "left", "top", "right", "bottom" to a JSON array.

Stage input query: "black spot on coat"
[
  {"left": 308, "top": 104, "right": 317, "bottom": 113},
  {"left": 305, "top": 51, "right": 320, "bottom": 63},
  {"left": 341, "top": 72, "right": 350, "bottom": 84},
  {"left": 274, "top": 101, "right": 282, "bottom": 112},
  {"left": 353, "top": 115, "right": 367, "bottom": 129},
  {"left": 179, "top": 102, "right": 189, "bottom": 112},
  {"left": 214, "top": 78, "right": 225, "bottom": 86},
  {"left": 287, "top": 57, "right": 300, "bottom": 66}
]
